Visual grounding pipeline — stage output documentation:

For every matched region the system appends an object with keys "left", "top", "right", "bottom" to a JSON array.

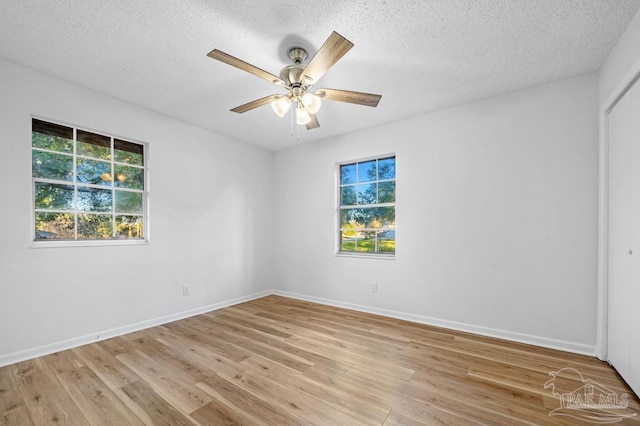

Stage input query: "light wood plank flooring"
[{"left": 1, "top": 295, "right": 638, "bottom": 425}]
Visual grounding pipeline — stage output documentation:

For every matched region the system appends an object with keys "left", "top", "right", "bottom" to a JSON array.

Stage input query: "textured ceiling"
[{"left": 1, "top": 1, "right": 639, "bottom": 151}]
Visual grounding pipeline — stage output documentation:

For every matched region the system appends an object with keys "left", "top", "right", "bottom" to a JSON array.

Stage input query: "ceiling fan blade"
[
  {"left": 208, "top": 49, "right": 286, "bottom": 87},
  {"left": 302, "top": 32, "right": 354, "bottom": 84},
  {"left": 317, "top": 88, "right": 382, "bottom": 107},
  {"left": 306, "top": 114, "right": 320, "bottom": 130},
  {"left": 230, "top": 94, "right": 283, "bottom": 114}
]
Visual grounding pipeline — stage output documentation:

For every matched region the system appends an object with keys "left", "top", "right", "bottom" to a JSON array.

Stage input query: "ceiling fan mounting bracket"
[{"left": 287, "top": 46, "right": 308, "bottom": 64}]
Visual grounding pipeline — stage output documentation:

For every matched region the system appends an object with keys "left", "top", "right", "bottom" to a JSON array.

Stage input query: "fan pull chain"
[
  {"left": 289, "top": 101, "right": 301, "bottom": 142},
  {"left": 296, "top": 101, "right": 301, "bottom": 142}
]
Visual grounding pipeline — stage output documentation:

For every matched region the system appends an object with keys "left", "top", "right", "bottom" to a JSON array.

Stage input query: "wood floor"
[{"left": 1, "top": 295, "right": 638, "bottom": 425}]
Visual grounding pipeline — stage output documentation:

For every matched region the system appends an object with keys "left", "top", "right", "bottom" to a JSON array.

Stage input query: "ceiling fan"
[{"left": 207, "top": 31, "right": 382, "bottom": 130}]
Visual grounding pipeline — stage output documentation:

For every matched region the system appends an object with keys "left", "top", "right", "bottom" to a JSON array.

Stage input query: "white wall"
[
  {"left": 0, "top": 58, "right": 273, "bottom": 366},
  {"left": 0, "top": 55, "right": 603, "bottom": 363},
  {"left": 599, "top": 8, "right": 640, "bottom": 103},
  {"left": 273, "top": 73, "right": 599, "bottom": 354}
]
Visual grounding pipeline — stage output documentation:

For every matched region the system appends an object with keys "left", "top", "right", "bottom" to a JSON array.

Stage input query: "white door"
[
  {"left": 608, "top": 79, "right": 640, "bottom": 397},
  {"left": 630, "top": 81, "right": 640, "bottom": 397}
]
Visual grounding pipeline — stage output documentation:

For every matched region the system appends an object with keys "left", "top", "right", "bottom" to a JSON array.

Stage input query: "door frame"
[{"left": 597, "top": 62, "right": 640, "bottom": 361}]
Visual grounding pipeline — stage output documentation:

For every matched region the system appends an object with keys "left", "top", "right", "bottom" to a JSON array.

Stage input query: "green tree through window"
[
  {"left": 339, "top": 156, "right": 395, "bottom": 254},
  {"left": 32, "top": 118, "right": 146, "bottom": 241}
]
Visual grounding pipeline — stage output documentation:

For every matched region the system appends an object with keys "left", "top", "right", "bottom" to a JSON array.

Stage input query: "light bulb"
[
  {"left": 271, "top": 96, "right": 291, "bottom": 117},
  {"left": 302, "top": 93, "right": 321, "bottom": 114},
  {"left": 296, "top": 106, "right": 312, "bottom": 125},
  {"left": 301, "top": 92, "right": 313, "bottom": 106}
]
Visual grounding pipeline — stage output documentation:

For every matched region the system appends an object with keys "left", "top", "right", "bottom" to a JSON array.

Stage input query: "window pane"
[
  {"left": 32, "top": 132, "right": 73, "bottom": 154},
  {"left": 340, "top": 209, "right": 355, "bottom": 228},
  {"left": 114, "top": 165, "right": 143, "bottom": 190},
  {"left": 378, "top": 181, "right": 395, "bottom": 203},
  {"left": 374, "top": 206, "right": 396, "bottom": 227},
  {"left": 77, "top": 186, "right": 112, "bottom": 212},
  {"left": 340, "top": 186, "right": 357, "bottom": 206},
  {"left": 77, "top": 214, "right": 113, "bottom": 239},
  {"left": 355, "top": 231, "right": 375, "bottom": 252},
  {"left": 341, "top": 164, "right": 356, "bottom": 184},
  {"left": 379, "top": 229, "right": 396, "bottom": 253},
  {"left": 77, "top": 130, "right": 111, "bottom": 160},
  {"left": 357, "top": 183, "right": 376, "bottom": 204},
  {"left": 32, "top": 150, "right": 73, "bottom": 181},
  {"left": 346, "top": 207, "right": 373, "bottom": 228},
  {"left": 35, "top": 212, "right": 74, "bottom": 239},
  {"left": 77, "top": 158, "right": 112, "bottom": 186},
  {"left": 357, "top": 160, "right": 377, "bottom": 183},
  {"left": 32, "top": 119, "right": 73, "bottom": 153},
  {"left": 115, "top": 139, "right": 144, "bottom": 166},
  {"left": 116, "top": 215, "right": 143, "bottom": 239},
  {"left": 340, "top": 230, "right": 357, "bottom": 252},
  {"left": 378, "top": 157, "right": 396, "bottom": 180},
  {"left": 34, "top": 183, "right": 74, "bottom": 210},
  {"left": 115, "top": 191, "right": 143, "bottom": 213}
]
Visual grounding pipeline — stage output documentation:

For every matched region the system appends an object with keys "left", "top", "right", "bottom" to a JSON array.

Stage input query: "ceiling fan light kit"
[
  {"left": 301, "top": 92, "right": 321, "bottom": 114},
  {"left": 271, "top": 96, "right": 291, "bottom": 117},
  {"left": 295, "top": 102, "right": 312, "bottom": 125},
  {"left": 207, "top": 31, "right": 382, "bottom": 131}
]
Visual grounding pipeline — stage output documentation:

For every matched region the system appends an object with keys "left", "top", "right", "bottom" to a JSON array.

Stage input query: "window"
[
  {"left": 339, "top": 156, "right": 395, "bottom": 255},
  {"left": 32, "top": 118, "right": 147, "bottom": 243}
]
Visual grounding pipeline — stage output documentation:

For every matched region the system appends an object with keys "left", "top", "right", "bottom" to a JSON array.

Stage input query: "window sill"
[
  {"left": 31, "top": 239, "right": 149, "bottom": 249},
  {"left": 336, "top": 252, "right": 395, "bottom": 260}
]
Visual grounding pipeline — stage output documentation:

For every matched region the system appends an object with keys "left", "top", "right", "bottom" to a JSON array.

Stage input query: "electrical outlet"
[
  {"left": 372, "top": 282, "right": 378, "bottom": 293},
  {"left": 182, "top": 285, "right": 191, "bottom": 296}
]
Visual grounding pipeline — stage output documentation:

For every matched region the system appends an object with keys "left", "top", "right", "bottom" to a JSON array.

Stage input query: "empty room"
[{"left": 1, "top": 0, "right": 640, "bottom": 424}]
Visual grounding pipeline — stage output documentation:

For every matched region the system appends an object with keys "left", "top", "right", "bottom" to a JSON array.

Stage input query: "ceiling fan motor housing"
[
  {"left": 280, "top": 65, "right": 305, "bottom": 87},
  {"left": 280, "top": 47, "right": 311, "bottom": 99}
]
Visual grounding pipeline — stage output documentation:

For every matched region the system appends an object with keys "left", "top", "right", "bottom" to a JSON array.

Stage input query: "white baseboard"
[
  {"left": 0, "top": 288, "right": 597, "bottom": 368},
  {"left": 272, "top": 290, "right": 597, "bottom": 357},
  {"left": 0, "top": 290, "right": 271, "bottom": 368}
]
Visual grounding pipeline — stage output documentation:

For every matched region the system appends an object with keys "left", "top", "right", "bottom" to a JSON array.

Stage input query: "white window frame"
[
  {"left": 336, "top": 154, "right": 396, "bottom": 259},
  {"left": 30, "top": 117, "right": 150, "bottom": 248}
]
